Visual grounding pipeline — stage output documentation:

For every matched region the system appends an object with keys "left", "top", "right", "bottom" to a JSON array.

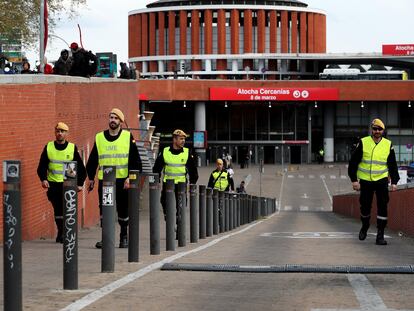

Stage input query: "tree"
[{"left": 0, "top": 0, "right": 86, "bottom": 49}]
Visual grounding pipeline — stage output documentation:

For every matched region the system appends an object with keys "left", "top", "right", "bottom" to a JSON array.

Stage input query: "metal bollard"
[
  {"left": 102, "top": 166, "right": 116, "bottom": 273},
  {"left": 128, "top": 170, "right": 140, "bottom": 262},
  {"left": 219, "top": 191, "right": 225, "bottom": 233},
  {"left": 229, "top": 194, "right": 234, "bottom": 230},
  {"left": 177, "top": 182, "right": 187, "bottom": 247},
  {"left": 63, "top": 161, "right": 78, "bottom": 289},
  {"left": 206, "top": 188, "right": 213, "bottom": 236},
  {"left": 224, "top": 192, "right": 229, "bottom": 232},
  {"left": 255, "top": 196, "right": 259, "bottom": 220},
  {"left": 237, "top": 194, "right": 241, "bottom": 227},
  {"left": 190, "top": 184, "right": 198, "bottom": 243},
  {"left": 165, "top": 179, "right": 176, "bottom": 251},
  {"left": 3, "top": 160, "right": 22, "bottom": 311},
  {"left": 199, "top": 185, "right": 206, "bottom": 239},
  {"left": 233, "top": 194, "right": 237, "bottom": 229},
  {"left": 213, "top": 189, "right": 219, "bottom": 235},
  {"left": 240, "top": 194, "right": 245, "bottom": 225},
  {"left": 247, "top": 195, "right": 251, "bottom": 223},
  {"left": 149, "top": 175, "right": 161, "bottom": 255}
]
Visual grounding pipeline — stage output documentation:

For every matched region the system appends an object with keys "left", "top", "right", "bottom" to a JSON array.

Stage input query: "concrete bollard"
[
  {"left": 177, "top": 182, "right": 187, "bottom": 247},
  {"left": 213, "top": 189, "right": 219, "bottom": 235},
  {"left": 3, "top": 160, "right": 22, "bottom": 311},
  {"left": 149, "top": 175, "right": 161, "bottom": 255},
  {"left": 63, "top": 161, "right": 78, "bottom": 289},
  {"left": 198, "top": 185, "right": 206, "bottom": 239},
  {"left": 128, "top": 170, "right": 140, "bottom": 263},
  {"left": 101, "top": 166, "right": 116, "bottom": 273},
  {"left": 190, "top": 184, "right": 199, "bottom": 243},
  {"left": 206, "top": 188, "right": 213, "bottom": 237},
  {"left": 165, "top": 179, "right": 176, "bottom": 251}
]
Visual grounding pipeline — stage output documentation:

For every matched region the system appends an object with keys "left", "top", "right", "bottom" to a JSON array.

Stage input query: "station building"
[{"left": 128, "top": 0, "right": 414, "bottom": 165}]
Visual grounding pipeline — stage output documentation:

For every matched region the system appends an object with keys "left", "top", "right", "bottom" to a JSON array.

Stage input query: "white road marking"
[
  {"left": 309, "top": 175, "right": 315, "bottom": 179},
  {"left": 301, "top": 193, "right": 309, "bottom": 199},
  {"left": 330, "top": 175, "right": 337, "bottom": 179},
  {"left": 311, "top": 274, "right": 412, "bottom": 311},
  {"left": 288, "top": 175, "right": 294, "bottom": 178},
  {"left": 320, "top": 175, "right": 326, "bottom": 179},
  {"left": 341, "top": 175, "right": 348, "bottom": 179},
  {"left": 277, "top": 172, "right": 286, "bottom": 214},
  {"left": 284, "top": 206, "right": 292, "bottom": 211},
  {"left": 299, "top": 174, "right": 305, "bottom": 178},
  {"left": 300, "top": 206, "right": 309, "bottom": 211},
  {"left": 60, "top": 220, "right": 268, "bottom": 311},
  {"left": 322, "top": 177, "right": 333, "bottom": 206}
]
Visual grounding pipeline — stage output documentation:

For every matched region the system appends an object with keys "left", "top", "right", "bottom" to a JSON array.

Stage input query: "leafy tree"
[{"left": 0, "top": 0, "right": 86, "bottom": 49}]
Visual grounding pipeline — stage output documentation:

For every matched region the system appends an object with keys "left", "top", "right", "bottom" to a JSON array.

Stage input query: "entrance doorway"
[
  {"left": 264, "top": 146, "right": 275, "bottom": 164},
  {"left": 290, "top": 146, "right": 301, "bottom": 164}
]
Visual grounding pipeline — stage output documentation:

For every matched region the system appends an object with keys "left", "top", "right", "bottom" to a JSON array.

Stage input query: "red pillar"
[
  {"left": 269, "top": 10, "right": 277, "bottom": 76},
  {"left": 179, "top": 10, "right": 187, "bottom": 55},
  {"left": 307, "top": 12, "right": 314, "bottom": 53},
  {"left": 158, "top": 12, "right": 165, "bottom": 56},
  {"left": 231, "top": 9, "right": 239, "bottom": 54},
  {"left": 168, "top": 11, "right": 176, "bottom": 72},
  {"left": 217, "top": 9, "right": 227, "bottom": 78},
  {"left": 204, "top": 10, "right": 213, "bottom": 54},
  {"left": 141, "top": 13, "right": 148, "bottom": 56},
  {"left": 299, "top": 12, "right": 307, "bottom": 53},
  {"left": 281, "top": 11, "right": 288, "bottom": 53},
  {"left": 191, "top": 10, "right": 201, "bottom": 71},
  {"left": 243, "top": 9, "right": 253, "bottom": 75},
  {"left": 149, "top": 12, "right": 157, "bottom": 72}
]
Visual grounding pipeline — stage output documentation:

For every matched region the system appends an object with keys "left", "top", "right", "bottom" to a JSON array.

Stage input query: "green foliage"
[{"left": 0, "top": 0, "right": 86, "bottom": 48}]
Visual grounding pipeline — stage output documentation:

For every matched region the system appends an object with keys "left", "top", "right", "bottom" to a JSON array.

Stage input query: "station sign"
[
  {"left": 210, "top": 87, "right": 339, "bottom": 101},
  {"left": 382, "top": 44, "right": 414, "bottom": 56}
]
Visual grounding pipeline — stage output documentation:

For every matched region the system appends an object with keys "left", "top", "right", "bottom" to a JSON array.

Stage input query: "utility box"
[{"left": 96, "top": 52, "right": 117, "bottom": 78}]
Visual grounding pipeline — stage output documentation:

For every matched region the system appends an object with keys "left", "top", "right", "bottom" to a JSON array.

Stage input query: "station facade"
[{"left": 128, "top": 0, "right": 414, "bottom": 165}]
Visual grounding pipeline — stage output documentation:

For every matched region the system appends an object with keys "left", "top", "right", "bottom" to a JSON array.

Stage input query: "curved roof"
[{"left": 147, "top": 0, "right": 308, "bottom": 8}]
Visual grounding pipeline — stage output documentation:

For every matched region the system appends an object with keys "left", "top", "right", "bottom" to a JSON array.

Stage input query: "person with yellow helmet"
[
  {"left": 348, "top": 118, "right": 399, "bottom": 245},
  {"left": 207, "top": 158, "right": 235, "bottom": 192},
  {"left": 37, "top": 122, "right": 86, "bottom": 243},
  {"left": 153, "top": 129, "right": 199, "bottom": 225},
  {"left": 86, "top": 108, "right": 142, "bottom": 249}
]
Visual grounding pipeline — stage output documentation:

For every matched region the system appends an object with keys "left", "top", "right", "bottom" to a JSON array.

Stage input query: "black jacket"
[
  {"left": 153, "top": 145, "right": 199, "bottom": 184},
  {"left": 348, "top": 136, "right": 400, "bottom": 184}
]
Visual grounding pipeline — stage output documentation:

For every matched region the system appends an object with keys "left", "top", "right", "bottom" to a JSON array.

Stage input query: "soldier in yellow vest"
[
  {"left": 86, "top": 108, "right": 142, "bottom": 249},
  {"left": 37, "top": 122, "right": 86, "bottom": 243},
  {"left": 207, "top": 158, "right": 234, "bottom": 192},
  {"left": 153, "top": 129, "right": 198, "bottom": 224},
  {"left": 348, "top": 118, "right": 399, "bottom": 245}
]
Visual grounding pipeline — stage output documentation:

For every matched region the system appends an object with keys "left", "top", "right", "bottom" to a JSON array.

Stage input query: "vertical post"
[
  {"left": 224, "top": 192, "right": 229, "bottom": 231},
  {"left": 229, "top": 193, "right": 234, "bottom": 230},
  {"left": 149, "top": 175, "right": 161, "bottom": 255},
  {"left": 213, "top": 189, "right": 219, "bottom": 235},
  {"left": 199, "top": 185, "right": 206, "bottom": 239},
  {"left": 232, "top": 194, "right": 237, "bottom": 228},
  {"left": 39, "top": 0, "right": 45, "bottom": 73},
  {"left": 101, "top": 166, "right": 116, "bottom": 273},
  {"left": 165, "top": 179, "right": 176, "bottom": 251},
  {"left": 128, "top": 170, "right": 140, "bottom": 262},
  {"left": 63, "top": 161, "right": 78, "bottom": 290},
  {"left": 190, "top": 184, "right": 199, "bottom": 243},
  {"left": 206, "top": 188, "right": 213, "bottom": 236},
  {"left": 177, "top": 182, "right": 186, "bottom": 247},
  {"left": 3, "top": 160, "right": 22, "bottom": 311},
  {"left": 219, "top": 191, "right": 225, "bottom": 233}
]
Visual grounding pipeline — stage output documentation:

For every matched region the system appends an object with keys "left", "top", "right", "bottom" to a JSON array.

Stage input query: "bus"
[{"left": 319, "top": 68, "right": 408, "bottom": 80}]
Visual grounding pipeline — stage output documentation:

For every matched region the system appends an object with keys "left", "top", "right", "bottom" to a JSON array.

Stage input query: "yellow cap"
[
  {"left": 216, "top": 159, "right": 223, "bottom": 165},
  {"left": 371, "top": 118, "right": 385, "bottom": 130},
  {"left": 172, "top": 129, "right": 187, "bottom": 137},
  {"left": 55, "top": 122, "right": 69, "bottom": 131},
  {"left": 110, "top": 108, "right": 125, "bottom": 122}
]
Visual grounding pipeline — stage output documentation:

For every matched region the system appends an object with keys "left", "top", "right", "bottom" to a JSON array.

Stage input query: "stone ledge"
[{"left": 0, "top": 74, "right": 137, "bottom": 84}]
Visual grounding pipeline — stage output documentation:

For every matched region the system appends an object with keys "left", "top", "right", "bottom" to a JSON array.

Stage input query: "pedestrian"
[
  {"left": 86, "top": 108, "right": 142, "bottom": 248},
  {"left": 21, "top": 61, "right": 33, "bottom": 74},
  {"left": 227, "top": 163, "right": 234, "bottom": 179},
  {"left": 119, "top": 62, "right": 131, "bottom": 79},
  {"left": 348, "top": 118, "right": 399, "bottom": 245},
  {"left": 237, "top": 180, "right": 246, "bottom": 193},
  {"left": 37, "top": 122, "right": 86, "bottom": 243},
  {"left": 69, "top": 42, "right": 97, "bottom": 77},
  {"left": 207, "top": 158, "right": 234, "bottom": 192},
  {"left": 53, "top": 49, "right": 72, "bottom": 75},
  {"left": 152, "top": 129, "right": 199, "bottom": 230},
  {"left": 318, "top": 148, "right": 324, "bottom": 164}
]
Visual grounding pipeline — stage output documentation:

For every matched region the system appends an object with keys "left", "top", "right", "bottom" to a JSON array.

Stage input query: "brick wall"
[
  {"left": 0, "top": 77, "right": 139, "bottom": 241},
  {"left": 333, "top": 187, "right": 414, "bottom": 236}
]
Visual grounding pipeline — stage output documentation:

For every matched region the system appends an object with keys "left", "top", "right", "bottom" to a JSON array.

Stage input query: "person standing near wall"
[
  {"left": 37, "top": 122, "right": 86, "bottom": 243},
  {"left": 348, "top": 118, "right": 399, "bottom": 245},
  {"left": 86, "top": 108, "right": 142, "bottom": 248}
]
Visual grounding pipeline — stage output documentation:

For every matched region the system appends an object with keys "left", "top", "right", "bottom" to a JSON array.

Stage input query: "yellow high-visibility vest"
[
  {"left": 357, "top": 136, "right": 391, "bottom": 181},
  {"left": 47, "top": 141, "right": 75, "bottom": 182},
  {"left": 96, "top": 130, "right": 130, "bottom": 180},
  {"left": 212, "top": 170, "right": 229, "bottom": 191},
  {"left": 163, "top": 147, "right": 189, "bottom": 183}
]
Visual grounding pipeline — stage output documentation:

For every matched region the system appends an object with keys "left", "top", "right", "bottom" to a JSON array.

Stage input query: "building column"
[
  {"left": 194, "top": 102, "right": 207, "bottom": 166},
  {"left": 323, "top": 104, "right": 334, "bottom": 162},
  {"left": 308, "top": 104, "right": 312, "bottom": 163}
]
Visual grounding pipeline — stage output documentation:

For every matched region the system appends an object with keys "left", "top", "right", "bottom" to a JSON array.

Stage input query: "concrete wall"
[
  {"left": 333, "top": 186, "right": 414, "bottom": 236},
  {"left": 0, "top": 76, "right": 139, "bottom": 241}
]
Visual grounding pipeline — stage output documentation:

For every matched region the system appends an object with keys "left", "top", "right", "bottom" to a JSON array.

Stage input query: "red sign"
[
  {"left": 382, "top": 44, "right": 414, "bottom": 56},
  {"left": 210, "top": 87, "right": 339, "bottom": 101}
]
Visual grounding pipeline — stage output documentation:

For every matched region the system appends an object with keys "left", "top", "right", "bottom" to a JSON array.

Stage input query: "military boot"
[{"left": 376, "top": 228, "right": 387, "bottom": 245}]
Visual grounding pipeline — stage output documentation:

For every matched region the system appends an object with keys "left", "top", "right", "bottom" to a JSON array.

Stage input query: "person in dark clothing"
[
  {"left": 53, "top": 49, "right": 72, "bottom": 75},
  {"left": 153, "top": 129, "right": 198, "bottom": 225},
  {"left": 69, "top": 42, "right": 97, "bottom": 77},
  {"left": 207, "top": 158, "right": 234, "bottom": 192},
  {"left": 119, "top": 62, "right": 131, "bottom": 79},
  {"left": 37, "top": 122, "right": 86, "bottom": 243},
  {"left": 237, "top": 180, "right": 247, "bottom": 193},
  {"left": 86, "top": 108, "right": 142, "bottom": 249},
  {"left": 348, "top": 118, "right": 399, "bottom": 245},
  {"left": 21, "top": 61, "right": 33, "bottom": 74}
]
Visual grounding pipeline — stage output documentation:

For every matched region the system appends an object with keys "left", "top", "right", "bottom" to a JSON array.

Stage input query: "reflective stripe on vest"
[
  {"left": 163, "top": 147, "right": 189, "bottom": 183},
  {"left": 47, "top": 142, "right": 75, "bottom": 182},
  {"left": 96, "top": 130, "right": 130, "bottom": 179},
  {"left": 357, "top": 136, "right": 391, "bottom": 181},
  {"left": 212, "top": 170, "right": 229, "bottom": 191}
]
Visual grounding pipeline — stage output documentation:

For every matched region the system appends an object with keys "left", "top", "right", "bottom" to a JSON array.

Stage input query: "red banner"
[
  {"left": 382, "top": 44, "right": 414, "bottom": 56},
  {"left": 210, "top": 87, "right": 339, "bottom": 101}
]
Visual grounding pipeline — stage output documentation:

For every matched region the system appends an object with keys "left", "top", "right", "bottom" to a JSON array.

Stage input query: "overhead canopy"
[{"left": 147, "top": 0, "right": 308, "bottom": 8}]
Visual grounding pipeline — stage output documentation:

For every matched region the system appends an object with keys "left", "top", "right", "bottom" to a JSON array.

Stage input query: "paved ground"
[{"left": 1, "top": 164, "right": 413, "bottom": 311}]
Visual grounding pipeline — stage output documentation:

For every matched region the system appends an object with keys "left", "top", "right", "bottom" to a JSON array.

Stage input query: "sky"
[{"left": 27, "top": 0, "right": 414, "bottom": 67}]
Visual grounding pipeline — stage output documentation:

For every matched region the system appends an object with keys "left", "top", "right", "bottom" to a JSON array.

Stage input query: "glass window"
[{"left": 230, "top": 105, "right": 242, "bottom": 140}]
